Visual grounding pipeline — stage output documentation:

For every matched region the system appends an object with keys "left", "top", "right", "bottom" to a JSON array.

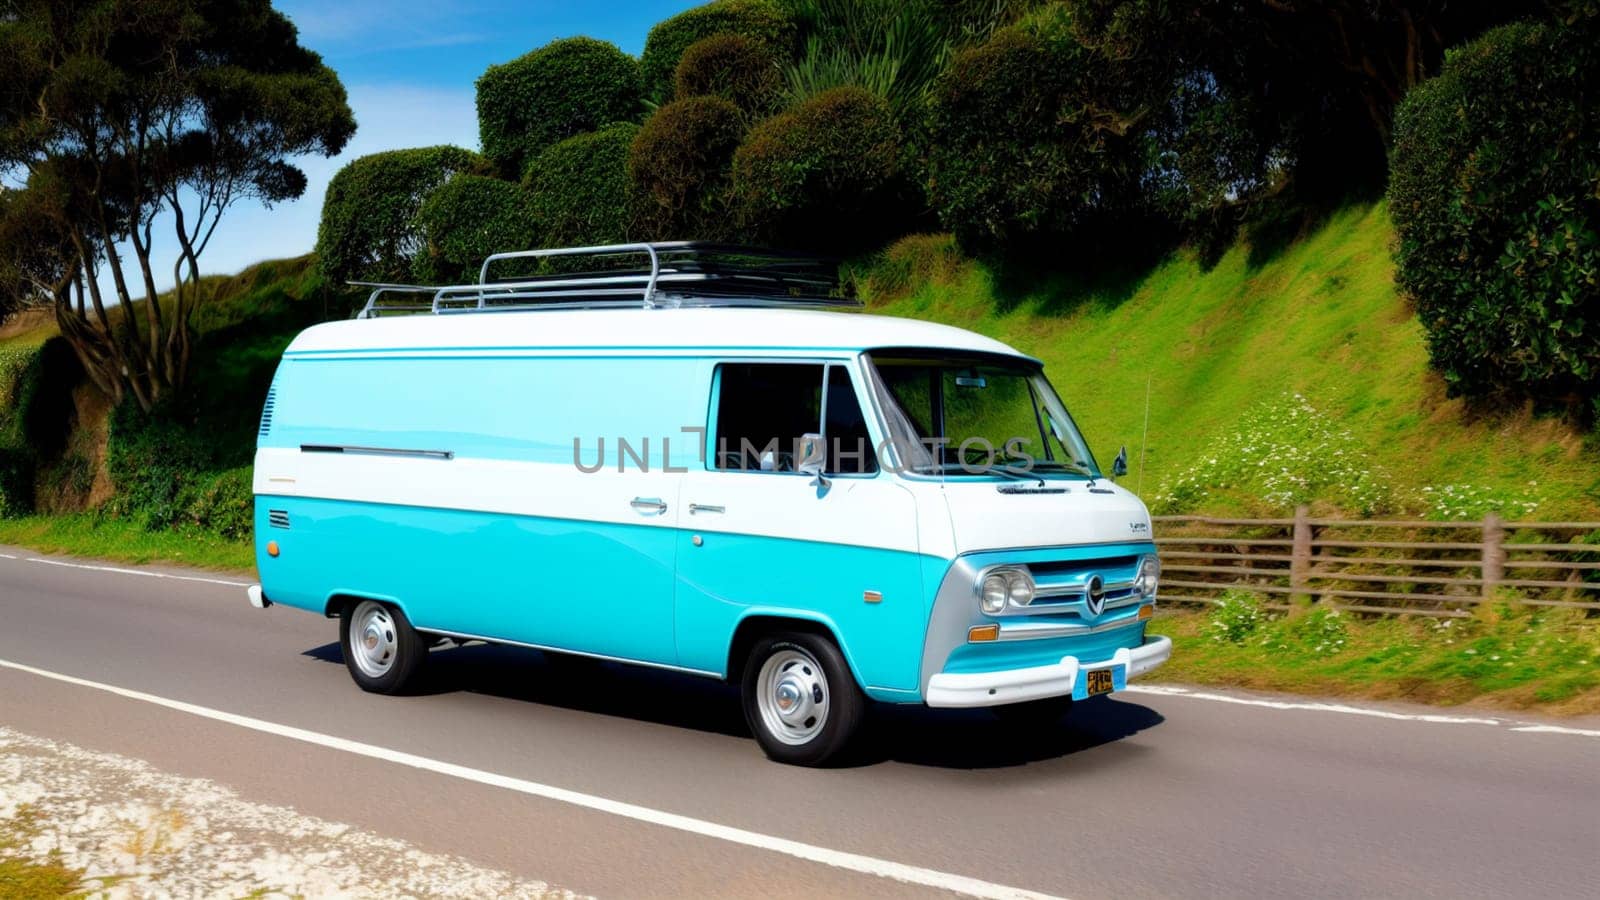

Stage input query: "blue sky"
[{"left": 138, "top": 0, "right": 698, "bottom": 292}]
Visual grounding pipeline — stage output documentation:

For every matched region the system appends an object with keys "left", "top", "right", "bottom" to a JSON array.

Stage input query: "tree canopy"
[
  {"left": 0, "top": 0, "right": 354, "bottom": 411},
  {"left": 315, "top": 146, "right": 482, "bottom": 286}
]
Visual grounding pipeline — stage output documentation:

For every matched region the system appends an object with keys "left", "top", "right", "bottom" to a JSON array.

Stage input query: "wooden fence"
[{"left": 1153, "top": 508, "right": 1600, "bottom": 617}]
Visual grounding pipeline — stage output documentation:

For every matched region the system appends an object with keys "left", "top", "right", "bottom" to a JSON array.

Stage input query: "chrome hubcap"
[
  {"left": 349, "top": 601, "right": 398, "bottom": 679},
  {"left": 756, "top": 648, "right": 829, "bottom": 745}
]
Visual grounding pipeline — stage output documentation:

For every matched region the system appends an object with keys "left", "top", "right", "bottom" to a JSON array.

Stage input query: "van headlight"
[
  {"left": 978, "top": 567, "right": 1033, "bottom": 614},
  {"left": 1134, "top": 556, "right": 1160, "bottom": 600}
]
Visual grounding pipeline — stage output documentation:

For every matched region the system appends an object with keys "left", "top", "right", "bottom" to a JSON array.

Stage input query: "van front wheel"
[
  {"left": 340, "top": 600, "right": 426, "bottom": 694},
  {"left": 742, "top": 634, "right": 864, "bottom": 766}
]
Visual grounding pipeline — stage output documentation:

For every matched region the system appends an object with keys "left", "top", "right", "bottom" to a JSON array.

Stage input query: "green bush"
[
  {"left": 1207, "top": 590, "right": 1269, "bottom": 644},
  {"left": 1153, "top": 393, "right": 1390, "bottom": 516},
  {"left": 674, "top": 33, "right": 783, "bottom": 117},
  {"left": 639, "top": 0, "right": 795, "bottom": 104},
  {"left": 730, "top": 86, "right": 906, "bottom": 252},
  {"left": 1388, "top": 18, "right": 1600, "bottom": 403},
  {"left": 476, "top": 37, "right": 642, "bottom": 179},
  {"left": 104, "top": 403, "right": 215, "bottom": 531},
  {"left": 103, "top": 404, "right": 255, "bottom": 540},
  {"left": 412, "top": 175, "right": 539, "bottom": 284},
  {"left": 182, "top": 467, "right": 254, "bottom": 541},
  {"left": 628, "top": 96, "right": 746, "bottom": 241},
  {"left": 925, "top": 7, "right": 1154, "bottom": 255},
  {"left": 314, "top": 146, "right": 481, "bottom": 285},
  {"left": 524, "top": 123, "right": 639, "bottom": 248},
  {"left": 0, "top": 446, "right": 32, "bottom": 518},
  {"left": 0, "top": 342, "right": 56, "bottom": 518}
]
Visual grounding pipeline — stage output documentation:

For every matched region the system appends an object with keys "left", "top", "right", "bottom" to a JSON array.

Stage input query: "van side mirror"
[
  {"left": 1111, "top": 445, "right": 1128, "bottom": 478},
  {"left": 797, "top": 432, "right": 827, "bottom": 477}
]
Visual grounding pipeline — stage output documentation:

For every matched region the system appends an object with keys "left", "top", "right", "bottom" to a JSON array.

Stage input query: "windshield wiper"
[
  {"left": 920, "top": 461, "right": 1046, "bottom": 485},
  {"left": 1030, "top": 460, "right": 1096, "bottom": 478},
  {"left": 989, "top": 463, "right": 1046, "bottom": 486}
]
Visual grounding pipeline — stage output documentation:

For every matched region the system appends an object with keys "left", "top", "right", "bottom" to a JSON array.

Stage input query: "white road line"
[
  {"left": 0, "top": 552, "right": 251, "bottom": 587},
  {"left": 0, "top": 657, "right": 1065, "bottom": 900},
  {"left": 1510, "top": 724, "right": 1600, "bottom": 738},
  {"left": 1125, "top": 685, "right": 1600, "bottom": 738}
]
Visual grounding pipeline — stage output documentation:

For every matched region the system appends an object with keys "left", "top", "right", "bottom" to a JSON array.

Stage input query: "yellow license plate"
[{"left": 1085, "top": 669, "right": 1114, "bottom": 696}]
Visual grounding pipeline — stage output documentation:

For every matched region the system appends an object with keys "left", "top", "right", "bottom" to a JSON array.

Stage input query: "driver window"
[{"left": 713, "top": 363, "right": 823, "bottom": 472}]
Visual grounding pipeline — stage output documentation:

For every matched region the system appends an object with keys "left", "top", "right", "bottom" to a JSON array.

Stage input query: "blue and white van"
[{"left": 248, "top": 243, "right": 1169, "bottom": 765}]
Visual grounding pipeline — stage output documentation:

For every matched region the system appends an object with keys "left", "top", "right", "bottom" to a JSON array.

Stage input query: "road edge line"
[{"left": 0, "top": 656, "right": 1065, "bottom": 900}]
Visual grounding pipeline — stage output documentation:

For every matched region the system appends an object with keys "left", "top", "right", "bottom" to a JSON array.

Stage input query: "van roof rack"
[{"left": 351, "top": 242, "right": 860, "bottom": 319}]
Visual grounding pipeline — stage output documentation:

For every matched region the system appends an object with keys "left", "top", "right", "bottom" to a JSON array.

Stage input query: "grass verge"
[
  {"left": 0, "top": 514, "right": 253, "bottom": 573},
  {"left": 0, "top": 806, "right": 86, "bottom": 900},
  {"left": 1148, "top": 595, "right": 1600, "bottom": 715},
  {"left": 861, "top": 205, "right": 1600, "bottom": 519}
]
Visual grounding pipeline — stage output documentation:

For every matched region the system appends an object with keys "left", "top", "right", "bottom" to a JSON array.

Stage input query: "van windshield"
[{"left": 864, "top": 353, "right": 1100, "bottom": 478}]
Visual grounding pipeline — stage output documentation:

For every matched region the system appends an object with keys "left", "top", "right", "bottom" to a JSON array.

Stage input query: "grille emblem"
[{"left": 1084, "top": 574, "right": 1106, "bottom": 616}]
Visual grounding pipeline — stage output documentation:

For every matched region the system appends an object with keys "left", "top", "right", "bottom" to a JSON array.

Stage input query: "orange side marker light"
[{"left": 266, "top": 540, "right": 280, "bottom": 558}]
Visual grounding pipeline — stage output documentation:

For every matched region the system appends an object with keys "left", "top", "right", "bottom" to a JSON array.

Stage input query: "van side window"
[
  {"left": 714, "top": 363, "right": 824, "bottom": 471},
  {"left": 824, "top": 366, "right": 877, "bottom": 474}
]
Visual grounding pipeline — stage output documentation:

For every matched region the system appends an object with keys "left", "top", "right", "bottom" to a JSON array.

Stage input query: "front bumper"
[{"left": 925, "top": 634, "right": 1171, "bottom": 708}]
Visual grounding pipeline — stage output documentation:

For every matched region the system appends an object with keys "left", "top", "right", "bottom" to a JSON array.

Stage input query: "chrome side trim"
[
  {"left": 417, "top": 627, "right": 723, "bottom": 679},
  {"left": 300, "top": 444, "right": 454, "bottom": 460}
]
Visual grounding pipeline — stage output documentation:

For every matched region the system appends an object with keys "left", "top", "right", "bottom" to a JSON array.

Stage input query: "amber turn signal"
[
  {"left": 266, "top": 540, "right": 280, "bottom": 558},
  {"left": 968, "top": 624, "right": 1000, "bottom": 642},
  {"left": 1138, "top": 604, "right": 1154, "bottom": 620}
]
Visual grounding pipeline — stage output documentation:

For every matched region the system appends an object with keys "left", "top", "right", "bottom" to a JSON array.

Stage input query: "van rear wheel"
[
  {"left": 741, "top": 633, "right": 864, "bottom": 766},
  {"left": 340, "top": 600, "right": 426, "bottom": 694}
]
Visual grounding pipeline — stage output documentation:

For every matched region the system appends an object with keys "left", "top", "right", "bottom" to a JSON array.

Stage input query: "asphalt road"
[{"left": 0, "top": 545, "right": 1596, "bottom": 899}]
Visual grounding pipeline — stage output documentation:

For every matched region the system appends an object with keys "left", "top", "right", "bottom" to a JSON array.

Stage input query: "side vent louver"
[
  {"left": 258, "top": 385, "right": 277, "bottom": 437},
  {"left": 268, "top": 509, "right": 290, "bottom": 530}
]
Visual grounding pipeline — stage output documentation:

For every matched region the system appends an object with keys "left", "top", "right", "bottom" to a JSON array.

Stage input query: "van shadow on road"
[{"left": 302, "top": 641, "right": 1165, "bottom": 770}]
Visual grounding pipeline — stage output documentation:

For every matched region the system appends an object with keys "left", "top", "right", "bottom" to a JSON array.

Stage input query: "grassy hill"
[
  {"left": 2, "top": 200, "right": 1598, "bottom": 559},
  {"left": 862, "top": 203, "right": 1600, "bottom": 521}
]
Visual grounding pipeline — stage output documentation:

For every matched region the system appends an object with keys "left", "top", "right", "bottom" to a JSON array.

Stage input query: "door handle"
[
  {"left": 688, "top": 503, "right": 725, "bottom": 515},
  {"left": 630, "top": 496, "right": 668, "bottom": 516}
]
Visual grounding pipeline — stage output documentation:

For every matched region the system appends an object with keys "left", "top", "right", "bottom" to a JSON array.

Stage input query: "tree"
[
  {"left": 411, "top": 175, "right": 539, "bottom": 285},
  {"left": 674, "top": 34, "right": 784, "bottom": 119},
  {"left": 1062, "top": 0, "right": 1537, "bottom": 227},
  {"left": 524, "top": 124, "right": 639, "bottom": 249},
  {"left": 1388, "top": 15, "right": 1600, "bottom": 403},
  {"left": 628, "top": 97, "right": 746, "bottom": 242},
  {"left": 925, "top": 7, "right": 1160, "bottom": 255},
  {"left": 0, "top": 0, "right": 354, "bottom": 412},
  {"left": 475, "top": 37, "right": 641, "bottom": 179},
  {"left": 639, "top": 0, "right": 796, "bottom": 104},
  {"left": 315, "top": 146, "right": 482, "bottom": 286},
  {"left": 731, "top": 87, "right": 909, "bottom": 253}
]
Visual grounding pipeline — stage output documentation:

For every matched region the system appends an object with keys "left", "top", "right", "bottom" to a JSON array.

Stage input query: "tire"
[
  {"left": 741, "top": 633, "right": 865, "bottom": 766},
  {"left": 340, "top": 599, "right": 427, "bottom": 694},
  {"left": 990, "top": 696, "right": 1074, "bottom": 730}
]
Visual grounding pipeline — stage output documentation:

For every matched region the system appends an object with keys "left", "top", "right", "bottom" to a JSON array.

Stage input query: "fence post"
[
  {"left": 1291, "top": 504, "right": 1312, "bottom": 603},
  {"left": 1482, "top": 513, "right": 1505, "bottom": 601}
]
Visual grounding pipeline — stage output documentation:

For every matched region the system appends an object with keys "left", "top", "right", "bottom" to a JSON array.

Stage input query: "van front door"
[{"left": 673, "top": 362, "right": 927, "bottom": 694}]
